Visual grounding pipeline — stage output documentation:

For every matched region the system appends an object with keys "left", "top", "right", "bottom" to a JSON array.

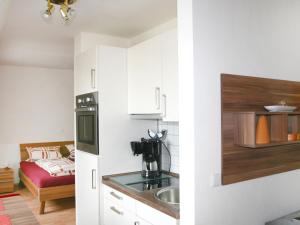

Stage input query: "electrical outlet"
[{"left": 210, "top": 173, "right": 221, "bottom": 187}]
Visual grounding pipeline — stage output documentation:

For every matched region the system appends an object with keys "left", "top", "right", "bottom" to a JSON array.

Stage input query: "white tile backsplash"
[{"left": 159, "top": 121, "right": 179, "bottom": 174}]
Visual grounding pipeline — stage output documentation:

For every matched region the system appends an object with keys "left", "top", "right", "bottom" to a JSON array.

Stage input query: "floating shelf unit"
[
  {"left": 234, "top": 112, "right": 300, "bottom": 148},
  {"left": 222, "top": 74, "right": 300, "bottom": 185}
]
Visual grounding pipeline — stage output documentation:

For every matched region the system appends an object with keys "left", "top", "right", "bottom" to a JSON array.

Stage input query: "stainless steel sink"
[{"left": 155, "top": 187, "right": 180, "bottom": 205}]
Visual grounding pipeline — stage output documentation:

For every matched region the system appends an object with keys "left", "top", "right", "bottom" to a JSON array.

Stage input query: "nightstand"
[{"left": 0, "top": 168, "right": 14, "bottom": 194}]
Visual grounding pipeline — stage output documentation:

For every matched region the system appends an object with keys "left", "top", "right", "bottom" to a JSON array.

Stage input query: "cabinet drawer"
[
  {"left": 0, "top": 178, "right": 13, "bottom": 183},
  {"left": 103, "top": 185, "right": 136, "bottom": 213},
  {"left": 135, "top": 216, "right": 153, "bottom": 225},
  {"left": 104, "top": 198, "right": 134, "bottom": 225},
  {"left": 0, "top": 173, "right": 13, "bottom": 181},
  {"left": 0, "top": 182, "right": 14, "bottom": 193},
  {"left": 135, "top": 200, "right": 178, "bottom": 225}
]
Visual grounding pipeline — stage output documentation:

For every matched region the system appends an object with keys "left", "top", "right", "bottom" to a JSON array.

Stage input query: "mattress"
[{"left": 20, "top": 161, "right": 75, "bottom": 188}]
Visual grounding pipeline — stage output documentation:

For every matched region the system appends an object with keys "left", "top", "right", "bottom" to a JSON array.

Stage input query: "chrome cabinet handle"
[
  {"left": 110, "top": 206, "right": 123, "bottom": 215},
  {"left": 91, "top": 169, "right": 96, "bottom": 189},
  {"left": 91, "top": 69, "right": 96, "bottom": 89},
  {"left": 162, "top": 94, "right": 167, "bottom": 118},
  {"left": 90, "top": 69, "right": 93, "bottom": 88},
  {"left": 155, "top": 87, "right": 161, "bottom": 110},
  {"left": 110, "top": 192, "right": 123, "bottom": 200},
  {"left": 134, "top": 222, "right": 140, "bottom": 225}
]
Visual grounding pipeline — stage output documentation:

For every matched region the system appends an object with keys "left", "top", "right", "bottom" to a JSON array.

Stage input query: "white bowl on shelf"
[{"left": 264, "top": 105, "right": 297, "bottom": 112}]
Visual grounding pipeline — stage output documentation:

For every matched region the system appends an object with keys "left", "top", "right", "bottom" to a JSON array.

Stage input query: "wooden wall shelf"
[
  {"left": 221, "top": 74, "right": 300, "bottom": 185},
  {"left": 234, "top": 112, "right": 300, "bottom": 148}
]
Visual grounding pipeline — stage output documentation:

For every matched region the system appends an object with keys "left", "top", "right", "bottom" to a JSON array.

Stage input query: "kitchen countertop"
[{"left": 102, "top": 171, "right": 180, "bottom": 219}]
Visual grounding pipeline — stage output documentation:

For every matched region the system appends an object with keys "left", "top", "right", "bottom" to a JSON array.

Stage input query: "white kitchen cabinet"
[
  {"left": 74, "top": 47, "right": 97, "bottom": 95},
  {"left": 104, "top": 198, "right": 153, "bottom": 225},
  {"left": 75, "top": 150, "right": 99, "bottom": 225},
  {"left": 134, "top": 217, "right": 153, "bottom": 225},
  {"left": 135, "top": 200, "right": 178, "bottom": 225},
  {"left": 128, "top": 35, "right": 163, "bottom": 115},
  {"left": 103, "top": 183, "right": 136, "bottom": 212},
  {"left": 103, "top": 185, "right": 179, "bottom": 225},
  {"left": 128, "top": 28, "right": 179, "bottom": 121},
  {"left": 161, "top": 28, "right": 179, "bottom": 122},
  {"left": 104, "top": 198, "right": 134, "bottom": 225}
]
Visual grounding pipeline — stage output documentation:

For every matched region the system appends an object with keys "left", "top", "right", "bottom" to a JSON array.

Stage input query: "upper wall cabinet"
[
  {"left": 161, "top": 28, "right": 179, "bottom": 122},
  {"left": 128, "top": 35, "right": 163, "bottom": 115},
  {"left": 128, "top": 28, "right": 179, "bottom": 121},
  {"left": 74, "top": 47, "right": 97, "bottom": 95}
]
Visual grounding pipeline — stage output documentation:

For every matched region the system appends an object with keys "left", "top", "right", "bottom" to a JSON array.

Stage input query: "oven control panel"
[{"left": 76, "top": 92, "right": 98, "bottom": 108}]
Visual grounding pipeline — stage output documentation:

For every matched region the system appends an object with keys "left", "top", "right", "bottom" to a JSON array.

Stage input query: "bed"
[{"left": 19, "top": 141, "right": 75, "bottom": 214}]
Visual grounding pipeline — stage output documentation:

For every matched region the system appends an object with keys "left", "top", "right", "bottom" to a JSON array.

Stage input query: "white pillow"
[
  {"left": 65, "top": 144, "right": 75, "bottom": 161},
  {"left": 26, "top": 146, "right": 62, "bottom": 161}
]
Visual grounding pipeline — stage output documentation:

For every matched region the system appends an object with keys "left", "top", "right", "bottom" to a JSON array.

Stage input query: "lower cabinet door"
[
  {"left": 135, "top": 200, "right": 178, "bottom": 225},
  {"left": 104, "top": 199, "right": 134, "bottom": 225},
  {"left": 132, "top": 217, "right": 153, "bottom": 225},
  {"left": 75, "top": 150, "right": 99, "bottom": 225}
]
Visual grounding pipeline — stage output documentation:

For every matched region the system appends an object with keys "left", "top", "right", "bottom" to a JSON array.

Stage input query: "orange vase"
[{"left": 256, "top": 116, "right": 270, "bottom": 144}]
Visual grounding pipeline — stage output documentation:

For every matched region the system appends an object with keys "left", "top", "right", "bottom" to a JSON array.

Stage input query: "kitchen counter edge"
[{"left": 102, "top": 172, "right": 180, "bottom": 220}]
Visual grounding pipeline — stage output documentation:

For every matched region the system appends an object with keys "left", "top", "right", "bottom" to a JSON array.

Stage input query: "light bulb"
[
  {"left": 41, "top": 9, "right": 52, "bottom": 23},
  {"left": 60, "top": 4, "right": 68, "bottom": 18},
  {"left": 41, "top": 4, "right": 54, "bottom": 23},
  {"left": 60, "top": 5, "right": 76, "bottom": 25}
]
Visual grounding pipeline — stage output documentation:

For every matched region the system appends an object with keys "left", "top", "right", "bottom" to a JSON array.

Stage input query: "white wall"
[
  {"left": 0, "top": 37, "right": 74, "bottom": 70},
  {"left": 74, "top": 32, "right": 130, "bottom": 56},
  {"left": 130, "top": 18, "right": 177, "bottom": 46},
  {"left": 0, "top": 65, "right": 74, "bottom": 182},
  {"left": 160, "top": 122, "right": 179, "bottom": 174},
  {"left": 74, "top": 18, "right": 177, "bottom": 56},
  {"left": 177, "top": 0, "right": 196, "bottom": 224},
  {"left": 181, "top": 0, "right": 300, "bottom": 225}
]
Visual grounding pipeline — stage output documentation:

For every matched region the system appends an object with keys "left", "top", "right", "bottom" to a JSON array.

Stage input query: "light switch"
[{"left": 210, "top": 173, "right": 221, "bottom": 187}]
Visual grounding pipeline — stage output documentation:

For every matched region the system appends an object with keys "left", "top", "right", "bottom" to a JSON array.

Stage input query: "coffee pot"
[{"left": 130, "top": 129, "right": 167, "bottom": 178}]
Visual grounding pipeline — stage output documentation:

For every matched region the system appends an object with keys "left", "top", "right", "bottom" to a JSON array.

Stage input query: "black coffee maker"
[{"left": 131, "top": 130, "right": 167, "bottom": 178}]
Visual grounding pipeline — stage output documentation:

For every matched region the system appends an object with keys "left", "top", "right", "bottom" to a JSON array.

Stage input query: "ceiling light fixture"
[
  {"left": 41, "top": 0, "right": 55, "bottom": 23},
  {"left": 41, "top": 0, "right": 77, "bottom": 25}
]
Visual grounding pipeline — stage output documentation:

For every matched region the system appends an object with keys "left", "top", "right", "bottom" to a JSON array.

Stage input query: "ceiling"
[
  {"left": 0, "top": 0, "right": 177, "bottom": 69},
  {"left": 0, "top": 0, "right": 10, "bottom": 32}
]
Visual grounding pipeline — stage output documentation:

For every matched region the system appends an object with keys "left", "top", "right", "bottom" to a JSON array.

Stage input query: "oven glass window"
[{"left": 77, "top": 115, "right": 95, "bottom": 145}]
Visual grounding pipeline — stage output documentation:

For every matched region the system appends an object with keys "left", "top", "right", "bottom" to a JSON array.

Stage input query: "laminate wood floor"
[{"left": 18, "top": 188, "right": 75, "bottom": 225}]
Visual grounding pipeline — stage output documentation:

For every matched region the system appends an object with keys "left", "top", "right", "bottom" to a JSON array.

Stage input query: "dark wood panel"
[{"left": 221, "top": 74, "right": 300, "bottom": 184}]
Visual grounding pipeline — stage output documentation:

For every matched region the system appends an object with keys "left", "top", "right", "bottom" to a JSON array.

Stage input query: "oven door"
[{"left": 76, "top": 106, "right": 99, "bottom": 155}]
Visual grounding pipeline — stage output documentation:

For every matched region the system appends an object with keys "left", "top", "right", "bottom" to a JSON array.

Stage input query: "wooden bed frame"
[{"left": 19, "top": 141, "right": 75, "bottom": 214}]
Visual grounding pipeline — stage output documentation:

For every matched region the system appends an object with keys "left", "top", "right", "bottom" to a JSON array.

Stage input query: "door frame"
[{"left": 178, "top": 0, "right": 196, "bottom": 224}]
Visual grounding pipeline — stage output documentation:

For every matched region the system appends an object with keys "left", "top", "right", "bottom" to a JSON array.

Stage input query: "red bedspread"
[{"left": 20, "top": 161, "right": 75, "bottom": 188}]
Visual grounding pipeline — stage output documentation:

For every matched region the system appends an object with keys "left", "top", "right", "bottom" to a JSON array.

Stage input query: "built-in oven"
[{"left": 75, "top": 92, "right": 99, "bottom": 155}]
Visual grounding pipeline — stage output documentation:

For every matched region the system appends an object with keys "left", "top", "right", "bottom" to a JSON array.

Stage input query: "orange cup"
[
  {"left": 288, "top": 133, "right": 297, "bottom": 141},
  {"left": 297, "top": 133, "right": 300, "bottom": 140},
  {"left": 256, "top": 116, "right": 270, "bottom": 144}
]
